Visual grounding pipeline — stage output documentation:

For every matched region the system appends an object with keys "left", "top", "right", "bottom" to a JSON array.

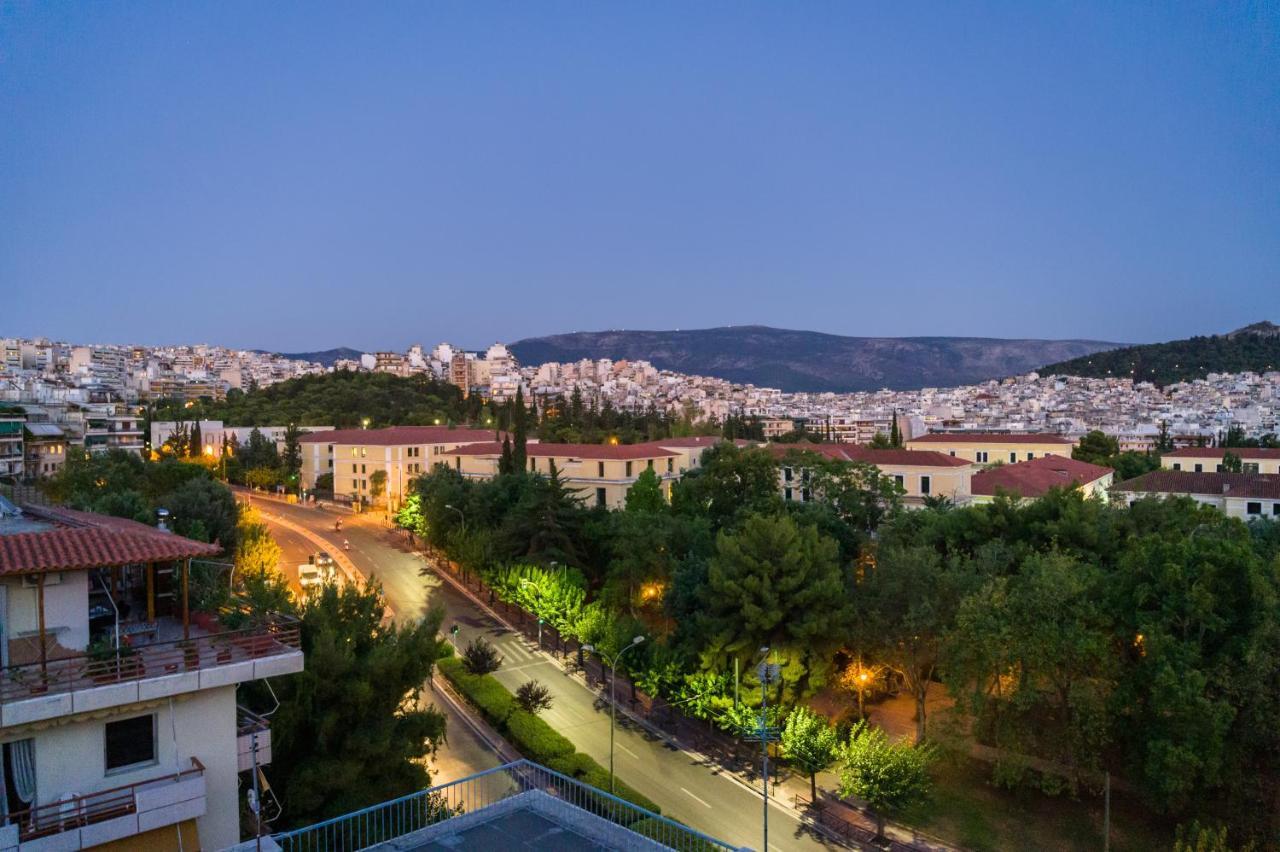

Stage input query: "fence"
[{"left": 272, "top": 759, "right": 740, "bottom": 852}]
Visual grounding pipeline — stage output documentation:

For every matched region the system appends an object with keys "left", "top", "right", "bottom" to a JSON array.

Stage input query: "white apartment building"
[{"left": 0, "top": 501, "right": 303, "bottom": 850}]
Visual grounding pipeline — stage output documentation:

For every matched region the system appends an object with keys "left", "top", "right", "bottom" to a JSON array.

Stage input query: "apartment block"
[
  {"left": 905, "top": 431, "right": 1076, "bottom": 465},
  {"left": 445, "top": 441, "right": 681, "bottom": 509},
  {"left": 0, "top": 501, "right": 303, "bottom": 850},
  {"left": 300, "top": 426, "right": 505, "bottom": 508}
]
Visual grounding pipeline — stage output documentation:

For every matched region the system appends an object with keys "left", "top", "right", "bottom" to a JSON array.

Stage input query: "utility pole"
[{"left": 747, "top": 647, "right": 780, "bottom": 852}]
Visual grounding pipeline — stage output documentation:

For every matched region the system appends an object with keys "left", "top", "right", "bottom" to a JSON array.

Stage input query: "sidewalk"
[{"left": 385, "top": 526, "right": 960, "bottom": 852}]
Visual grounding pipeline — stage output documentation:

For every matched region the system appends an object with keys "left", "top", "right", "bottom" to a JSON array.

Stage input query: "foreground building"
[
  {"left": 904, "top": 431, "right": 1077, "bottom": 464},
  {"left": 1113, "top": 470, "right": 1280, "bottom": 520},
  {"left": 299, "top": 425, "right": 507, "bottom": 509},
  {"left": 970, "top": 455, "right": 1114, "bottom": 504},
  {"left": 1161, "top": 447, "right": 1280, "bottom": 475},
  {"left": 0, "top": 500, "right": 303, "bottom": 850}
]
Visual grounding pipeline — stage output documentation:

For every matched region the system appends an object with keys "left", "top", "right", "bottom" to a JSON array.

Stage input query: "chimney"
[{"left": 156, "top": 507, "right": 172, "bottom": 533}]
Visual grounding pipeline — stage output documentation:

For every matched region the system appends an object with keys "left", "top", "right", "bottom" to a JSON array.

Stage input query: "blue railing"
[{"left": 272, "top": 759, "right": 742, "bottom": 852}]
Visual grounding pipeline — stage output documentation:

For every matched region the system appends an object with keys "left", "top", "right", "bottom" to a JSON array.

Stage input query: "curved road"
[{"left": 250, "top": 496, "right": 837, "bottom": 852}]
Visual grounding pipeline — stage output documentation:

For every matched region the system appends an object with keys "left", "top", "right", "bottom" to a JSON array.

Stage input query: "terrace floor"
[{"left": 406, "top": 806, "right": 612, "bottom": 851}]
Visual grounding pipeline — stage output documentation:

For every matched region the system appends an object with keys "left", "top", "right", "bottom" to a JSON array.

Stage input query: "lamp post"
[
  {"left": 756, "top": 646, "right": 780, "bottom": 852},
  {"left": 582, "top": 636, "right": 645, "bottom": 794}
]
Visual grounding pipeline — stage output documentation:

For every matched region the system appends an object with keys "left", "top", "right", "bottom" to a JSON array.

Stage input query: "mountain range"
[{"left": 509, "top": 326, "right": 1122, "bottom": 393}]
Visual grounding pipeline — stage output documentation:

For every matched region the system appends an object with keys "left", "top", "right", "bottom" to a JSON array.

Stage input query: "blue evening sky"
[{"left": 2, "top": 2, "right": 1277, "bottom": 351}]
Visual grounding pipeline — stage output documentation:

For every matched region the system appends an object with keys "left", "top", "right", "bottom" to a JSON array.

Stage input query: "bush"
[
  {"left": 461, "top": 637, "right": 503, "bottom": 675},
  {"left": 515, "top": 679, "right": 554, "bottom": 714},
  {"left": 505, "top": 710, "right": 575, "bottom": 763},
  {"left": 438, "top": 657, "right": 515, "bottom": 726}
]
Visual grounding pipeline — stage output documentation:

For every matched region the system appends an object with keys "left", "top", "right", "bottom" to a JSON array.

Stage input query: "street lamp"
[
  {"left": 757, "top": 646, "right": 780, "bottom": 852},
  {"left": 361, "top": 417, "right": 371, "bottom": 430},
  {"left": 582, "top": 635, "right": 645, "bottom": 794}
]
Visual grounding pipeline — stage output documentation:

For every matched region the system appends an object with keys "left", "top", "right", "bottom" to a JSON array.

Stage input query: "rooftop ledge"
[{"left": 0, "top": 616, "right": 302, "bottom": 728}]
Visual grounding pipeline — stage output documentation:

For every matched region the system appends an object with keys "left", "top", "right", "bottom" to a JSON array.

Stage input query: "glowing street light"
[{"left": 582, "top": 636, "right": 645, "bottom": 794}]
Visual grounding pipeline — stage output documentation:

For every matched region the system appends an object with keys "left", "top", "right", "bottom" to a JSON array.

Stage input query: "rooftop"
[
  {"left": 908, "top": 432, "right": 1075, "bottom": 445},
  {"left": 447, "top": 442, "right": 680, "bottom": 460},
  {"left": 769, "top": 443, "right": 972, "bottom": 467},
  {"left": 0, "top": 505, "right": 220, "bottom": 575},
  {"left": 298, "top": 425, "right": 503, "bottom": 446},
  {"left": 1113, "top": 470, "right": 1280, "bottom": 499},
  {"left": 973, "top": 454, "right": 1113, "bottom": 497}
]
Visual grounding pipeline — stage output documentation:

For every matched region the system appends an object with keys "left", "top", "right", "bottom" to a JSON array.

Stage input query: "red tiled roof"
[
  {"left": 299, "top": 426, "right": 504, "bottom": 446},
  {"left": 1113, "top": 470, "right": 1280, "bottom": 499},
  {"left": 972, "top": 454, "right": 1113, "bottom": 497},
  {"left": 768, "top": 443, "right": 972, "bottom": 468},
  {"left": 446, "top": 441, "right": 680, "bottom": 460},
  {"left": 908, "top": 432, "right": 1074, "bottom": 445},
  {"left": 648, "top": 437, "right": 756, "bottom": 449},
  {"left": 1164, "top": 447, "right": 1280, "bottom": 460},
  {"left": 0, "top": 506, "right": 221, "bottom": 575}
]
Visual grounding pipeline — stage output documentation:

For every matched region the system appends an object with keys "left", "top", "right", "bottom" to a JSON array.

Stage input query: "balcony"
[
  {"left": 237, "top": 705, "right": 273, "bottom": 773},
  {"left": 0, "top": 616, "right": 302, "bottom": 728},
  {"left": 0, "top": 757, "right": 205, "bottom": 851}
]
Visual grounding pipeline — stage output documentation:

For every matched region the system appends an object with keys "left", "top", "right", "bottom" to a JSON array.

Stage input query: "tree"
[
  {"left": 838, "top": 721, "right": 937, "bottom": 839},
  {"left": 703, "top": 513, "right": 847, "bottom": 698},
  {"left": 282, "top": 423, "right": 303, "bottom": 483},
  {"left": 1221, "top": 451, "right": 1243, "bottom": 473},
  {"left": 781, "top": 706, "right": 840, "bottom": 801},
  {"left": 512, "top": 386, "right": 528, "bottom": 473},
  {"left": 670, "top": 444, "right": 781, "bottom": 531},
  {"left": 259, "top": 582, "right": 448, "bottom": 827},
  {"left": 370, "top": 469, "right": 387, "bottom": 503},
  {"left": 189, "top": 421, "right": 203, "bottom": 458},
  {"left": 161, "top": 475, "right": 240, "bottom": 550},
  {"left": 867, "top": 432, "right": 892, "bottom": 449},
  {"left": 461, "top": 637, "right": 503, "bottom": 675},
  {"left": 1073, "top": 430, "right": 1119, "bottom": 466},
  {"left": 515, "top": 680, "right": 554, "bottom": 715},
  {"left": 625, "top": 467, "right": 666, "bottom": 513},
  {"left": 889, "top": 410, "right": 902, "bottom": 448},
  {"left": 499, "top": 436, "right": 514, "bottom": 475},
  {"left": 1156, "top": 420, "right": 1174, "bottom": 453},
  {"left": 856, "top": 544, "right": 971, "bottom": 742}
]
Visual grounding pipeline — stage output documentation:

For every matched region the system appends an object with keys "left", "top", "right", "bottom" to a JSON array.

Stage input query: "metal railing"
[
  {"left": 6, "top": 757, "right": 205, "bottom": 842},
  {"left": 0, "top": 615, "right": 300, "bottom": 702},
  {"left": 273, "top": 759, "right": 739, "bottom": 852}
]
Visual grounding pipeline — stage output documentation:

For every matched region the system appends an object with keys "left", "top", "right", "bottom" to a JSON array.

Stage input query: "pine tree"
[
  {"left": 189, "top": 421, "right": 203, "bottom": 458},
  {"left": 499, "top": 436, "right": 514, "bottom": 475},
  {"left": 512, "top": 386, "right": 528, "bottom": 473}
]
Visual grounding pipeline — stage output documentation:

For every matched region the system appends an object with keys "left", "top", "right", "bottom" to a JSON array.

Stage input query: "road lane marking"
[
  {"left": 616, "top": 743, "right": 638, "bottom": 759},
  {"left": 680, "top": 787, "right": 711, "bottom": 808}
]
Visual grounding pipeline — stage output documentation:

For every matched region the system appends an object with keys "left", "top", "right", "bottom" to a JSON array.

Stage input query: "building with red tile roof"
[
  {"left": 971, "top": 454, "right": 1114, "bottom": 502},
  {"left": 905, "top": 432, "right": 1077, "bottom": 465},
  {"left": 1161, "top": 447, "right": 1280, "bottom": 475},
  {"left": 767, "top": 442, "right": 975, "bottom": 506},
  {"left": 1114, "top": 470, "right": 1280, "bottom": 521}
]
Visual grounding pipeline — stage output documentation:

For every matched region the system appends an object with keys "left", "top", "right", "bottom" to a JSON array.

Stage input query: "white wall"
[
  {"left": 2, "top": 572, "right": 89, "bottom": 656},
  {"left": 13, "top": 685, "right": 240, "bottom": 850}
]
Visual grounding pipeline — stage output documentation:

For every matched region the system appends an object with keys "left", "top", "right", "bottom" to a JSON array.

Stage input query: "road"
[{"left": 253, "top": 497, "right": 837, "bottom": 851}]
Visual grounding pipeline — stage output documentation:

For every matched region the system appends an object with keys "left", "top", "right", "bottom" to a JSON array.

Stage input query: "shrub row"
[{"left": 437, "top": 656, "right": 661, "bottom": 815}]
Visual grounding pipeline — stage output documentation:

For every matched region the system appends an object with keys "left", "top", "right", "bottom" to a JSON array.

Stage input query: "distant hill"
[
  {"left": 1041, "top": 322, "right": 1280, "bottom": 385},
  {"left": 509, "top": 326, "right": 1121, "bottom": 392},
  {"left": 264, "top": 347, "right": 365, "bottom": 367}
]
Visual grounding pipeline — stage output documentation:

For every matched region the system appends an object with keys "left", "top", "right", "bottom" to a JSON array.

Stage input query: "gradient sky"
[{"left": 2, "top": 2, "right": 1278, "bottom": 351}]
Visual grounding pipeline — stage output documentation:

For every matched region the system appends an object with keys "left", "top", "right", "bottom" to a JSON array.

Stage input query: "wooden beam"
[
  {"left": 181, "top": 559, "right": 190, "bottom": 641},
  {"left": 36, "top": 574, "right": 47, "bottom": 674},
  {"left": 146, "top": 564, "right": 156, "bottom": 621}
]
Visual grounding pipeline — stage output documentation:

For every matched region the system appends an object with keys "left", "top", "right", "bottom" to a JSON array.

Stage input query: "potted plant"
[{"left": 88, "top": 639, "right": 140, "bottom": 683}]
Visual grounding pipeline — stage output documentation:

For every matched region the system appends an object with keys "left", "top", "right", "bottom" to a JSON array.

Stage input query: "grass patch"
[{"left": 899, "top": 753, "right": 1170, "bottom": 852}]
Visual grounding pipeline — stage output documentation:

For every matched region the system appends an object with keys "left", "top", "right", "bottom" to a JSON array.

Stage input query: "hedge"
[{"left": 437, "top": 656, "right": 662, "bottom": 815}]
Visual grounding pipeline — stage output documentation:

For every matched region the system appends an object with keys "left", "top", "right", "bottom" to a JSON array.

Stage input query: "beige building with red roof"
[
  {"left": 905, "top": 431, "right": 1077, "bottom": 465},
  {"left": 970, "top": 454, "right": 1114, "bottom": 504},
  {"left": 445, "top": 442, "right": 682, "bottom": 509},
  {"left": 768, "top": 443, "right": 975, "bottom": 506},
  {"left": 1160, "top": 447, "right": 1280, "bottom": 476},
  {"left": 300, "top": 425, "right": 517, "bottom": 509},
  {"left": 0, "top": 500, "right": 302, "bottom": 850},
  {"left": 1114, "top": 470, "right": 1280, "bottom": 520}
]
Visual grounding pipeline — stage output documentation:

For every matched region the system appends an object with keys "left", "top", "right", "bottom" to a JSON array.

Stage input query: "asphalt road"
[{"left": 254, "top": 498, "right": 837, "bottom": 852}]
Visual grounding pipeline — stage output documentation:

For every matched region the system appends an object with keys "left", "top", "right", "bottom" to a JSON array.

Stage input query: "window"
[
  {"left": 1026, "top": 453, "right": 1034, "bottom": 461},
  {"left": 784, "top": 467, "right": 793, "bottom": 482},
  {"left": 351, "top": 464, "right": 357, "bottom": 473},
  {"left": 1215, "top": 464, "right": 1223, "bottom": 473},
  {"left": 647, "top": 459, "right": 654, "bottom": 471},
  {"left": 1009, "top": 452, "right": 1017, "bottom": 463},
  {"left": 596, "top": 488, "right": 606, "bottom": 507},
  {"left": 1244, "top": 463, "right": 1260, "bottom": 474},
  {"left": 1194, "top": 464, "right": 1203, "bottom": 473},
  {"left": 327, "top": 459, "right": 333, "bottom": 468},
  {"left": 598, "top": 462, "right": 605, "bottom": 477},
  {"left": 105, "top": 714, "right": 156, "bottom": 773},
  {"left": 784, "top": 487, "right": 793, "bottom": 501},
  {"left": 361, "top": 464, "right": 366, "bottom": 474},
  {"left": 625, "top": 461, "right": 633, "bottom": 477},
  {"left": 948, "top": 450, "right": 956, "bottom": 457},
  {"left": 1273, "top": 503, "right": 1280, "bottom": 516},
  {"left": 894, "top": 475, "right": 904, "bottom": 489},
  {"left": 920, "top": 475, "right": 931, "bottom": 495},
  {"left": 455, "top": 457, "right": 461, "bottom": 471},
  {"left": 1246, "top": 502, "right": 1263, "bottom": 515},
  {"left": 975, "top": 451, "right": 988, "bottom": 463},
  {"left": 667, "top": 458, "right": 674, "bottom": 473},
  {"left": 1172, "top": 463, "right": 1181, "bottom": 471}
]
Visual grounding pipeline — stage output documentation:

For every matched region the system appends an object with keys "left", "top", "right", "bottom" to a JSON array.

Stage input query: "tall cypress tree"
[
  {"left": 512, "top": 386, "right": 528, "bottom": 473},
  {"left": 889, "top": 410, "right": 902, "bottom": 448},
  {"left": 499, "top": 436, "right": 514, "bottom": 475},
  {"left": 190, "top": 421, "right": 203, "bottom": 458}
]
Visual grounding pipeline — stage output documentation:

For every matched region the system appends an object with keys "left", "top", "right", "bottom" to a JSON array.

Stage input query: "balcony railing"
[
  {"left": 6, "top": 756, "right": 205, "bottom": 843},
  {"left": 0, "top": 615, "right": 300, "bottom": 703}
]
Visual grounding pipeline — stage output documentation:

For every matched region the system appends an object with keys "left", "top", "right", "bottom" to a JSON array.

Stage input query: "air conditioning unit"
[{"left": 22, "top": 572, "right": 63, "bottom": 588}]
